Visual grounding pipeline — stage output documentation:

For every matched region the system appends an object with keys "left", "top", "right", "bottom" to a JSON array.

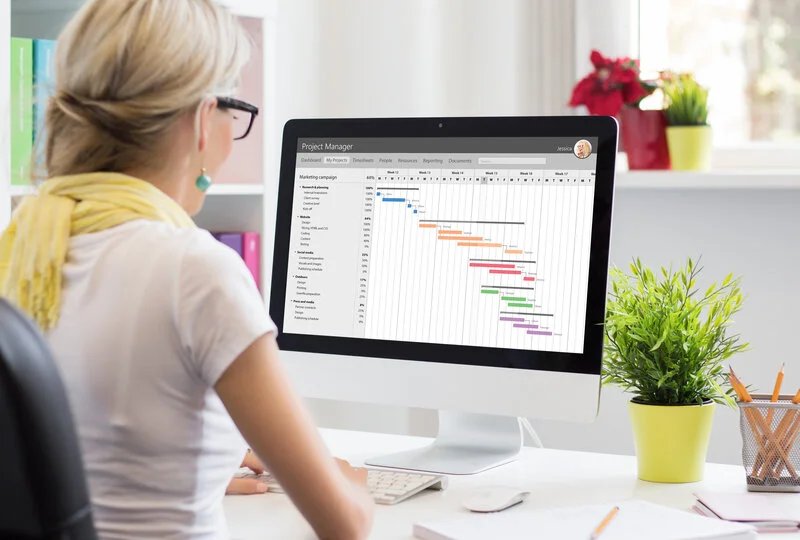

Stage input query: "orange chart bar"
[
  {"left": 438, "top": 236, "right": 484, "bottom": 241},
  {"left": 505, "top": 249, "right": 524, "bottom": 255},
  {"left": 438, "top": 230, "right": 463, "bottom": 235},
  {"left": 419, "top": 223, "right": 437, "bottom": 229},
  {"left": 457, "top": 242, "right": 503, "bottom": 248}
]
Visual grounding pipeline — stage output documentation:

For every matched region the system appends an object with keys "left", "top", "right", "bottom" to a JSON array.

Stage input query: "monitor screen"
[{"left": 282, "top": 136, "right": 598, "bottom": 356}]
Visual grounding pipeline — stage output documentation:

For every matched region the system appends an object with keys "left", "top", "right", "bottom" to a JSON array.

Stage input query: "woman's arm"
[{"left": 215, "top": 334, "right": 374, "bottom": 540}]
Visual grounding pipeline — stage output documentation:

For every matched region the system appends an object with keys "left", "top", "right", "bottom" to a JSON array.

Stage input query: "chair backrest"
[{"left": 0, "top": 298, "right": 98, "bottom": 540}]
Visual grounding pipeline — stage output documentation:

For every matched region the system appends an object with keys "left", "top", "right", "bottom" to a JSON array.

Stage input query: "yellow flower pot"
[
  {"left": 666, "top": 125, "right": 713, "bottom": 170},
  {"left": 628, "top": 399, "right": 715, "bottom": 483}
]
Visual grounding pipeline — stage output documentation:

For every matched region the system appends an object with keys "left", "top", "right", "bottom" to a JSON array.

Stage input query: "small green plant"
[
  {"left": 663, "top": 74, "right": 710, "bottom": 126},
  {"left": 603, "top": 257, "right": 748, "bottom": 407}
]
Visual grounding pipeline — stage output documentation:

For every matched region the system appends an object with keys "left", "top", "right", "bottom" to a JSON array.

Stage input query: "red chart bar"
[
  {"left": 469, "top": 263, "right": 516, "bottom": 269},
  {"left": 490, "top": 269, "right": 522, "bottom": 275},
  {"left": 523, "top": 276, "right": 536, "bottom": 282}
]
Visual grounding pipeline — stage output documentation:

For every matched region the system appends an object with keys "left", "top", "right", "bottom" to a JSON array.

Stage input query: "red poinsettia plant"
[{"left": 569, "top": 50, "right": 658, "bottom": 117}]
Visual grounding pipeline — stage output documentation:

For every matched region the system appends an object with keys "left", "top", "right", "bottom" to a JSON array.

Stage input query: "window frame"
[{"left": 574, "top": 0, "right": 800, "bottom": 171}]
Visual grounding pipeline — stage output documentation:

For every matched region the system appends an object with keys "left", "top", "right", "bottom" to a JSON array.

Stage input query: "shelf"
[
  {"left": 10, "top": 185, "right": 35, "bottom": 196},
  {"left": 207, "top": 183, "right": 264, "bottom": 195},
  {"left": 615, "top": 170, "right": 800, "bottom": 190},
  {"left": 10, "top": 183, "right": 263, "bottom": 197}
]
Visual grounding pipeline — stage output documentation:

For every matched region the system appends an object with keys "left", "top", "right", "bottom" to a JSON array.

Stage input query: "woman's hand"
[{"left": 226, "top": 450, "right": 269, "bottom": 495}]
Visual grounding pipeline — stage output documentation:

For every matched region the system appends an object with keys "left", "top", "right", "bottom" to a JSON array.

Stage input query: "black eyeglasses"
[{"left": 217, "top": 96, "right": 259, "bottom": 140}]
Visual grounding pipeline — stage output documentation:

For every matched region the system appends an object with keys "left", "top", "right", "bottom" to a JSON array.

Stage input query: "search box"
[{"left": 478, "top": 157, "right": 546, "bottom": 165}]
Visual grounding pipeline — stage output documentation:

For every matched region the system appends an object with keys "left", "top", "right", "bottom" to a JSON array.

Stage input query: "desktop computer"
[{"left": 269, "top": 116, "right": 617, "bottom": 475}]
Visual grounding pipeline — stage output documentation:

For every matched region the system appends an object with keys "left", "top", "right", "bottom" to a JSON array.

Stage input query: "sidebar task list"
[{"left": 284, "top": 168, "right": 368, "bottom": 338}]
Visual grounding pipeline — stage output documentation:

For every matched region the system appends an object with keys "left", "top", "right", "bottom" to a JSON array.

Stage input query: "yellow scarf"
[{"left": 0, "top": 172, "right": 195, "bottom": 330}]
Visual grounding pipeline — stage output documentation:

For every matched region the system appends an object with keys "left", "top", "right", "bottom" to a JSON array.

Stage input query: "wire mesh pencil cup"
[{"left": 739, "top": 394, "right": 800, "bottom": 492}]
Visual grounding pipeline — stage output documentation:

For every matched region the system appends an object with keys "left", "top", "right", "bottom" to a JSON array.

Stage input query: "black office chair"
[{"left": 0, "top": 298, "right": 98, "bottom": 539}]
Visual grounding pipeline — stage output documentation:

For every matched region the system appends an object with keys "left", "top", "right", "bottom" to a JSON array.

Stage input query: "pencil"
[
  {"left": 766, "top": 363, "right": 785, "bottom": 425},
  {"left": 590, "top": 506, "right": 619, "bottom": 540}
]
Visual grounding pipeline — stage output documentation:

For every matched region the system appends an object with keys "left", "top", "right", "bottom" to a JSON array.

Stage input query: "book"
[
  {"left": 413, "top": 500, "right": 755, "bottom": 540},
  {"left": 241, "top": 232, "right": 260, "bottom": 290},
  {"left": 693, "top": 491, "right": 800, "bottom": 533},
  {"left": 10, "top": 37, "right": 33, "bottom": 186},
  {"left": 217, "top": 233, "right": 244, "bottom": 257},
  {"left": 33, "top": 39, "right": 57, "bottom": 158}
]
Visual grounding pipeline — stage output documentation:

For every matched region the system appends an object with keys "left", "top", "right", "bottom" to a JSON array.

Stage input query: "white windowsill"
[{"left": 615, "top": 169, "right": 800, "bottom": 190}]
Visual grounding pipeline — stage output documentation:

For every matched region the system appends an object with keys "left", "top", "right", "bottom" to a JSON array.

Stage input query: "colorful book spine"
[
  {"left": 217, "top": 233, "right": 244, "bottom": 257},
  {"left": 33, "top": 39, "right": 57, "bottom": 157},
  {"left": 214, "top": 232, "right": 261, "bottom": 289},
  {"left": 10, "top": 38, "right": 33, "bottom": 186},
  {"left": 242, "top": 232, "right": 260, "bottom": 290}
]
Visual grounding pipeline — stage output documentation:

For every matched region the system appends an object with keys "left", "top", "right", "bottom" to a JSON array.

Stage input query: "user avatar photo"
[{"left": 574, "top": 139, "right": 592, "bottom": 159}]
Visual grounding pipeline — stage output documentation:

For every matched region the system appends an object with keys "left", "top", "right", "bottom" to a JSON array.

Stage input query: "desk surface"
[{"left": 224, "top": 429, "right": 799, "bottom": 539}]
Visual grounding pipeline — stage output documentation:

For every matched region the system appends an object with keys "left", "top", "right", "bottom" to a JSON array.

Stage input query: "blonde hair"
[{"left": 39, "top": 0, "right": 251, "bottom": 179}]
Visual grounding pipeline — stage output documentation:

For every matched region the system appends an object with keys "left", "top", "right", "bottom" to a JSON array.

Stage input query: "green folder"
[{"left": 10, "top": 37, "right": 33, "bottom": 186}]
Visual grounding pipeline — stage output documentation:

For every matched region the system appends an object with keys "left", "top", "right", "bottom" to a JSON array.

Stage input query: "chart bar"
[
  {"left": 499, "top": 317, "right": 525, "bottom": 322},
  {"left": 382, "top": 198, "right": 406, "bottom": 202},
  {"left": 419, "top": 224, "right": 437, "bottom": 229},
  {"left": 505, "top": 249, "right": 524, "bottom": 255},
  {"left": 508, "top": 302, "right": 533, "bottom": 308},
  {"left": 438, "top": 236, "right": 484, "bottom": 241},
  {"left": 523, "top": 276, "right": 536, "bottom": 282},
  {"left": 438, "top": 230, "right": 464, "bottom": 235},
  {"left": 527, "top": 330, "right": 554, "bottom": 336},
  {"left": 513, "top": 323, "right": 540, "bottom": 329},
  {"left": 458, "top": 242, "right": 504, "bottom": 248},
  {"left": 501, "top": 296, "right": 526, "bottom": 302},
  {"left": 471, "top": 259, "right": 536, "bottom": 264},
  {"left": 376, "top": 187, "right": 420, "bottom": 191},
  {"left": 470, "top": 263, "right": 516, "bottom": 269},
  {"left": 420, "top": 220, "right": 525, "bottom": 225},
  {"left": 481, "top": 289, "right": 500, "bottom": 295},
  {"left": 501, "top": 311, "right": 554, "bottom": 317},
  {"left": 483, "top": 286, "right": 535, "bottom": 291},
  {"left": 489, "top": 269, "right": 522, "bottom": 275}
]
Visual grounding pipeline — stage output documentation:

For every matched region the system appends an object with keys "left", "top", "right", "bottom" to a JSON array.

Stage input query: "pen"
[{"left": 590, "top": 505, "right": 619, "bottom": 540}]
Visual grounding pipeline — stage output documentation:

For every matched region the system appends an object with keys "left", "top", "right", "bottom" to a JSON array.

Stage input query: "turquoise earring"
[{"left": 196, "top": 167, "right": 212, "bottom": 192}]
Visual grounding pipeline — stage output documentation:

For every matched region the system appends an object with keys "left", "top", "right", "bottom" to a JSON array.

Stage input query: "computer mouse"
[{"left": 461, "top": 486, "right": 530, "bottom": 513}]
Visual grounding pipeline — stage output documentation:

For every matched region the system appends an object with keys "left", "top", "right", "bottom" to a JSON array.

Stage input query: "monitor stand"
[{"left": 364, "top": 411, "right": 523, "bottom": 475}]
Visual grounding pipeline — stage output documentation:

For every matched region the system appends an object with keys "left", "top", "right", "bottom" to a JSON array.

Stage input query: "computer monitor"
[{"left": 269, "top": 116, "right": 617, "bottom": 474}]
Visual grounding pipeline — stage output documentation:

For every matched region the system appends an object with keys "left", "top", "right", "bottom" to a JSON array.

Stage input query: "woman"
[{"left": 0, "top": 1, "right": 374, "bottom": 538}]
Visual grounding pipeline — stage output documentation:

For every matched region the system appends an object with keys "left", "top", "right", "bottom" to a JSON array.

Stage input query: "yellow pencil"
[
  {"left": 766, "top": 363, "right": 785, "bottom": 425},
  {"left": 590, "top": 506, "right": 619, "bottom": 540}
]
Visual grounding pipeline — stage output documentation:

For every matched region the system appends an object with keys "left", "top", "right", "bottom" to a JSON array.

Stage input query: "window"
[{"left": 639, "top": 0, "right": 800, "bottom": 146}]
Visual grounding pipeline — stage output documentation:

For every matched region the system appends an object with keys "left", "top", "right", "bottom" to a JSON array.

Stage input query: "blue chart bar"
[
  {"left": 413, "top": 210, "right": 418, "bottom": 214},
  {"left": 407, "top": 204, "right": 412, "bottom": 208},
  {"left": 376, "top": 192, "right": 381, "bottom": 196},
  {"left": 383, "top": 198, "right": 406, "bottom": 203}
]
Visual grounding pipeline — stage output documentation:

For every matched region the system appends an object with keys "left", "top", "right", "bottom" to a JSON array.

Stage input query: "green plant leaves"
[
  {"left": 602, "top": 257, "right": 747, "bottom": 407},
  {"left": 664, "top": 75, "right": 710, "bottom": 126}
]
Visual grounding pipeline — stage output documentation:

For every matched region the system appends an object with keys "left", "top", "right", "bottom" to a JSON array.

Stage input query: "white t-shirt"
[{"left": 47, "top": 220, "right": 275, "bottom": 539}]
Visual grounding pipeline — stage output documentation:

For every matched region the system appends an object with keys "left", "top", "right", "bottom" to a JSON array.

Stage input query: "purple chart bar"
[
  {"left": 513, "top": 323, "right": 539, "bottom": 329},
  {"left": 527, "top": 330, "right": 553, "bottom": 336},
  {"left": 499, "top": 317, "right": 525, "bottom": 323}
]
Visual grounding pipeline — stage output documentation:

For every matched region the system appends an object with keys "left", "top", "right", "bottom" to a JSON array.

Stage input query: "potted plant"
[
  {"left": 569, "top": 50, "right": 670, "bottom": 170},
  {"left": 663, "top": 74, "right": 712, "bottom": 170},
  {"left": 603, "top": 258, "right": 748, "bottom": 483}
]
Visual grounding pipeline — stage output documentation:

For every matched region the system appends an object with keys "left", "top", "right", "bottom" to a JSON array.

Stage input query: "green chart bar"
[
  {"left": 481, "top": 289, "right": 500, "bottom": 295},
  {"left": 501, "top": 296, "right": 526, "bottom": 302},
  {"left": 508, "top": 302, "right": 533, "bottom": 308}
]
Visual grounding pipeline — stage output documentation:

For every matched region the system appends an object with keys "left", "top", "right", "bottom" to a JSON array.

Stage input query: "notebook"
[
  {"left": 694, "top": 492, "right": 800, "bottom": 532},
  {"left": 413, "top": 500, "right": 756, "bottom": 540}
]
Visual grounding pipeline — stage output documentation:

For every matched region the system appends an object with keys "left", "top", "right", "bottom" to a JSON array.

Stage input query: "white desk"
[{"left": 224, "top": 429, "right": 800, "bottom": 539}]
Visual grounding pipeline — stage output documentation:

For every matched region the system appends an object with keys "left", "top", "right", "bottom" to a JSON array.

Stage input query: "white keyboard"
[{"left": 237, "top": 468, "right": 448, "bottom": 505}]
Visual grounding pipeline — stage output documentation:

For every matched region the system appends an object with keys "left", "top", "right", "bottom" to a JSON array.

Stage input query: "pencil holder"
[{"left": 739, "top": 394, "right": 800, "bottom": 492}]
